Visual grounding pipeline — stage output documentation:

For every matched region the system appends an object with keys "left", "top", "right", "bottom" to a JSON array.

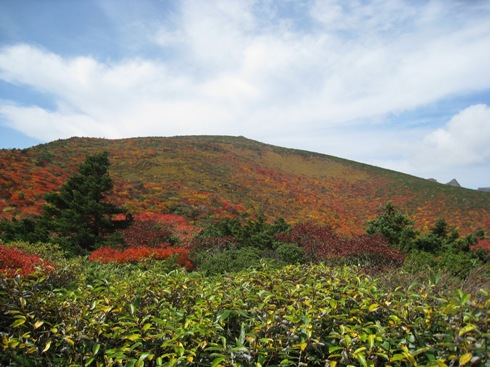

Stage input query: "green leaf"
[
  {"left": 33, "top": 320, "right": 44, "bottom": 329},
  {"left": 458, "top": 324, "right": 477, "bottom": 336},
  {"left": 126, "top": 334, "right": 141, "bottom": 341},
  {"left": 367, "top": 334, "right": 375, "bottom": 349},
  {"left": 142, "top": 323, "right": 152, "bottom": 332},
  {"left": 329, "top": 346, "right": 344, "bottom": 353},
  {"left": 391, "top": 354, "right": 406, "bottom": 362},
  {"left": 403, "top": 352, "right": 417, "bottom": 366},
  {"left": 216, "top": 310, "right": 231, "bottom": 323},
  {"left": 42, "top": 340, "right": 52, "bottom": 353},
  {"left": 12, "top": 317, "right": 26, "bottom": 327},
  {"left": 138, "top": 352, "right": 152, "bottom": 362},
  {"left": 412, "top": 346, "right": 431, "bottom": 357},
  {"left": 389, "top": 315, "right": 402, "bottom": 324},
  {"left": 93, "top": 343, "right": 100, "bottom": 355},
  {"left": 211, "top": 356, "right": 225, "bottom": 367},
  {"left": 459, "top": 353, "right": 473, "bottom": 366},
  {"left": 368, "top": 303, "right": 379, "bottom": 312},
  {"left": 356, "top": 352, "right": 368, "bottom": 367},
  {"left": 354, "top": 347, "right": 367, "bottom": 355}
]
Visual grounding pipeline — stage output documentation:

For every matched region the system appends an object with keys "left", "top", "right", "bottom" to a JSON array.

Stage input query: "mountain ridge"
[{"left": 1, "top": 135, "right": 489, "bottom": 235}]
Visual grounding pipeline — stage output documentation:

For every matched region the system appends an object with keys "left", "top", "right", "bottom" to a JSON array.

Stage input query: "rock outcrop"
[{"left": 446, "top": 179, "right": 461, "bottom": 187}]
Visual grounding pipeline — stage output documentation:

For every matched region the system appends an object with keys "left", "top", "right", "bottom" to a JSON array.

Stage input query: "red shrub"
[
  {"left": 88, "top": 245, "right": 193, "bottom": 270},
  {"left": 122, "top": 213, "right": 201, "bottom": 249},
  {"left": 278, "top": 223, "right": 405, "bottom": 266},
  {"left": 0, "top": 245, "right": 55, "bottom": 277},
  {"left": 277, "top": 223, "right": 348, "bottom": 260},
  {"left": 123, "top": 220, "right": 173, "bottom": 247},
  {"left": 347, "top": 233, "right": 406, "bottom": 266},
  {"left": 472, "top": 238, "right": 490, "bottom": 251}
]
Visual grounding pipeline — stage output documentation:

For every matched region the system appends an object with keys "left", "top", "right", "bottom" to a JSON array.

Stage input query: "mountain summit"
[{"left": 1, "top": 136, "right": 489, "bottom": 235}]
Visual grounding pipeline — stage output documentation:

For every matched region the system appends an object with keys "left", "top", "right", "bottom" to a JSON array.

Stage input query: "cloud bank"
[{"left": 1, "top": 0, "right": 490, "bottom": 187}]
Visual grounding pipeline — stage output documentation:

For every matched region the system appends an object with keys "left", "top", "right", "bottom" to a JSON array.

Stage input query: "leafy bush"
[
  {"left": 197, "top": 216, "right": 290, "bottom": 250},
  {"left": 278, "top": 223, "right": 405, "bottom": 268},
  {"left": 3, "top": 241, "right": 67, "bottom": 264},
  {"left": 366, "top": 201, "right": 418, "bottom": 252},
  {"left": 195, "top": 246, "right": 262, "bottom": 275},
  {"left": 0, "top": 244, "right": 55, "bottom": 277},
  {"left": 404, "top": 250, "right": 486, "bottom": 280},
  {"left": 274, "top": 242, "right": 305, "bottom": 264},
  {"left": 192, "top": 217, "right": 294, "bottom": 274},
  {"left": 88, "top": 245, "right": 193, "bottom": 270},
  {"left": 122, "top": 213, "right": 201, "bottom": 248},
  {"left": 1, "top": 262, "right": 488, "bottom": 366}
]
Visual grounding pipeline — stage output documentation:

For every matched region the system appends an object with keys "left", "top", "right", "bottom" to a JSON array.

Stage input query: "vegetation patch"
[{"left": 1, "top": 263, "right": 488, "bottom": 366}]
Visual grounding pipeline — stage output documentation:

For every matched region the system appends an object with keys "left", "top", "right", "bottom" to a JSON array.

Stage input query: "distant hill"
[{"left": 1, "top": 136, "right": 489, "bottom": 235}]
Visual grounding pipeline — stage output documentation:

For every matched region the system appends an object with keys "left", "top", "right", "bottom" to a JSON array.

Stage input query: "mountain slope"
[{"left": 1, "top": 135, "right": 489, "bottom": 235}]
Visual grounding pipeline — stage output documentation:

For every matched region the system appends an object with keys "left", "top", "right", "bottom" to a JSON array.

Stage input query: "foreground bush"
[{"left": 1, "top": 263, "right": 488, "bottom": 366}]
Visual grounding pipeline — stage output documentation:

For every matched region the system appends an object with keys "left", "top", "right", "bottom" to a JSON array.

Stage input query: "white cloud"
[
  {"left": 366, "top": 104, "right": 490, "bottom": 188},
  {"left": 1, "top": 0, "right": 490, "bottom": 187},
  {"left": 417, "top": 104, "right": 490, "bottom": 167}
]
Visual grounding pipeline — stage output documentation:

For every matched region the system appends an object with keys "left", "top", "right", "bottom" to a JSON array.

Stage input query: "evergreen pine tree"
[
  {"left": 366, "top": 202, "right": 418, "bottom": 252},
  {"left": 41, "top": 151, "right": 132, "bottom": 253}
]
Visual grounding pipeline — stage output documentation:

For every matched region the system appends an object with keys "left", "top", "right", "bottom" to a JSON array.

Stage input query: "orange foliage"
[
  {"left": 1, "top": 136, "right": 489, "bottom": 237},
  {"left": 0, "top": 245, "right": 55, "bottom": 277},
  {"left": 122, "top": 213, "right": 201, "bottom": 248},
  {"left": 88, "top": 245, "right": 193, "bottom": 270}
]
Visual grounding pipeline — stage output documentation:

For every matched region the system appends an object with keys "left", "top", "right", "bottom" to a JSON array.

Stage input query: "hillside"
[{"left": 1, "top": 135, "right": 489, "bottom": 235}]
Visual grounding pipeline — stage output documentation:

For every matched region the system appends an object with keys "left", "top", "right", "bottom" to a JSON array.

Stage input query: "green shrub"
[
  {"left": 196, "top": 246, "right": 262, "bottom": 275},
  {"left": 436, "top": 251, "right": 482, "bottom": 279},
  {"left": 404, "top": 250, "right": 485, "bottom": 280},
  {"left": 275, "top": 242, "right": 305, "bottom": 264},
  {"left": 2, "top": 263, "right": 489, "bottom": 366}
]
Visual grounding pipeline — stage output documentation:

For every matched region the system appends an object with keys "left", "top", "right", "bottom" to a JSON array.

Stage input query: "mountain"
[{"left": 1, "top": 136, "right": 489, "bottom": 235}]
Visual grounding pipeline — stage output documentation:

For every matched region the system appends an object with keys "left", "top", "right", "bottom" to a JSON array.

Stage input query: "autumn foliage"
[
  {"left": 0, "top": 244, "right": 55, "bottom": 277},
  {"left": 88, "top": 245, "right": 193, "bottom": 270},
  {"left": 278, "top": 223, "right": 405, "bottom": 266},
  {"left": 122, "top": 213, "right": 200, "bottom": 249},
  {"left": 2, "top": 136, "right": 490, "bottom": 237}
]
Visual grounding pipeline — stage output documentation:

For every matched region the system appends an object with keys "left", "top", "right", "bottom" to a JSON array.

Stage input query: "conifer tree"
[
  {"left": 41, "top": 151, "right": 132, "bottom": 253},
  {"left": 366, "top": 202, "right": 418, "bottom": 252}
]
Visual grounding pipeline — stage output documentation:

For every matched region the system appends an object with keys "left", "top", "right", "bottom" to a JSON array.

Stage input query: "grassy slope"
[{"left": 1, "top": 135, "right": 489, "bottom": 235}]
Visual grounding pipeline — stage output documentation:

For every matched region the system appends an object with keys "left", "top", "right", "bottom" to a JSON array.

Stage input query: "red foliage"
[
  {"left": 348, "top": 233, "right": 406, "bottom": 266},
  {"left": 278, "top": 223, "right": 344, "bottom": 259},
  {"left": 472, "top": 238, "right": 490, "bottom": 251},
  {"left": 123, "top": 220, "right": 173, "bottom": 247},
  {"left": 0, "top": 245, "right": 55, "bottom": 277},
  {"left": 122, "top": 213, "right": 201, "bottom": 249},
  {"left": 88, "top": 245, "right": 193, "bottom": 270},
  {"left": 278, "top": 223, "right": 405, "bottom": 266}
]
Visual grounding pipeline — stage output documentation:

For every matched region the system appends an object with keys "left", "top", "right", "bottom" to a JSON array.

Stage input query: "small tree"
[
  {"left": 41, "top": 151, "right": 132, "bottom": 253},
  {"left": 366, "top": 202, "right": 418, "bottom": 252}
]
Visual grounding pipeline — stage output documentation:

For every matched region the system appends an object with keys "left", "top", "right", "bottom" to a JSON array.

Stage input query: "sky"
[{"left": 1, "top": 0, "right": 490, "bottom": 189}]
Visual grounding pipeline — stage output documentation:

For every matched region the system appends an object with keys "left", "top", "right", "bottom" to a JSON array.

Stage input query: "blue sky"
[{"left": 1, "top": 0, "right": 490, "bottom": 189}]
